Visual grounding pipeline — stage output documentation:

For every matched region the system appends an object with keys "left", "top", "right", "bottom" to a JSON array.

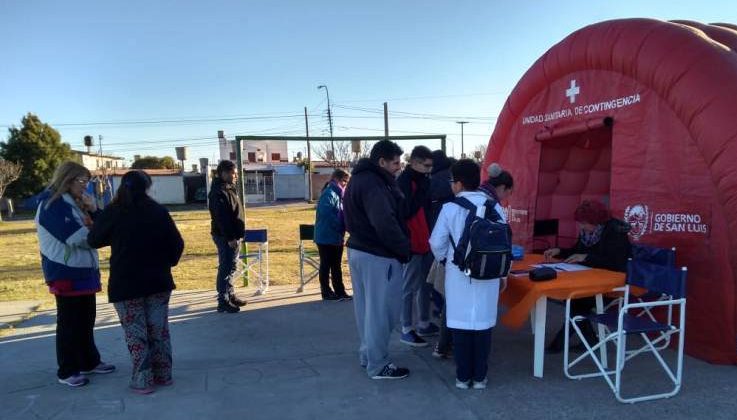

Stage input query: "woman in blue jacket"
[
  {"left": 35, "top": 162, "right": 116, "bottom": 388},
  {"left": 314, "top": 169, "right": 350, "bottom": 301}
]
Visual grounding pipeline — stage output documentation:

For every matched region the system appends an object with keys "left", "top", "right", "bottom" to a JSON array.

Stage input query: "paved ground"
[
  {"left": 0, "top": 300, "right": 41, "bottom": 329},
  {"left": 1, "top": 284, "right": 735, "bottom": 420}
]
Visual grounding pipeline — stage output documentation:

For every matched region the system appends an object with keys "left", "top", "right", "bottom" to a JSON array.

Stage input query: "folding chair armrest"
[{"left": 622, "top": 298, "right": 685, "bottom": 312}]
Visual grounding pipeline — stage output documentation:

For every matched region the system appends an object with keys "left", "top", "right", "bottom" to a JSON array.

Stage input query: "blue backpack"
[{"left": 450, "top": 197, "right": 513, "bottom": 280}]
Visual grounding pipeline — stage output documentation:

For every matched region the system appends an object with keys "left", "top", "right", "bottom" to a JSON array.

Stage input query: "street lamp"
[
  {"left": 317, "top": 84, "right": 335, "bottom": 161},
  {"left": 456, "top": 121, "right": 468, "bottom": 158}
]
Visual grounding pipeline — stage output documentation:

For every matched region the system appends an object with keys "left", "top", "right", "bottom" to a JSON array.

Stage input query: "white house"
[
  {"left": 72, "top": 150, "right": 125, "bottom": 171},
  {"left": 218, "top": 131, "right": 288, "bottom": 163},
  {"left": 101, "top": 169, "right": 186, "bottom": 205}
]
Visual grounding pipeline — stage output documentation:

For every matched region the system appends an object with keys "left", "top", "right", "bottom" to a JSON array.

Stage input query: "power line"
[
  {"left": 335, "top": 91, "right": 508, "bottom": 103},
  {"left": 0, "top": 113, "right": 308, "bottom": 129},
  {"left": 333, "top": 104, "right": 497, "bottom": 122},
  {"left": 334, "top": 125, "right": 490, "bottom": 138}
]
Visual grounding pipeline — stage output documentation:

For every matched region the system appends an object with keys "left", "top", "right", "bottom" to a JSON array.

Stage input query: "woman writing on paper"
[{"left": 543, "top": 200, "right": 632, "bottom": 353}]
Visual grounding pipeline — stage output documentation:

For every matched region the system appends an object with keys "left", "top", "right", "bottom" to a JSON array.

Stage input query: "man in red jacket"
[{"left": 397, "top": 146, "right": 438, "bottom": 347}]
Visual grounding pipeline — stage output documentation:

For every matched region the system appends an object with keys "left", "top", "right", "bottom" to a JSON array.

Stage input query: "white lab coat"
[{"left": 429, "top": 190, "right": 506, "bottom": 330}]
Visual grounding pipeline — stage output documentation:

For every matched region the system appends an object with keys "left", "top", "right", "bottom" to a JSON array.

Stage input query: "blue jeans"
[{"left": 212, "top": 235, "right": 239, "bottom": 302}]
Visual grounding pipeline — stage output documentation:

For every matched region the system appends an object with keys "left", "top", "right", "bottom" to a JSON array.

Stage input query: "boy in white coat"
[{"left": 429, "top": 159, "right": 508, "bottom": 390}]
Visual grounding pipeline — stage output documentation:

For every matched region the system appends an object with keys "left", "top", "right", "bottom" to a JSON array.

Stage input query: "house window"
[
  {"left": 230, "top": 152, "right": 237, "bottom": 161},
  {"left": 271, "top": 153, "right": 281, "bottom": 162},
  {"left": 248, "top": 152, "right": 256, "bottom": 163}
]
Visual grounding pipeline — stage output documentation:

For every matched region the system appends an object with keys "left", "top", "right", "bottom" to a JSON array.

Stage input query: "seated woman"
[
  {"left": 543, "top": 200, "right": 632, "bottom": 352},
  {"left": 544, "top": 200, "right": 631, "bottom": 272}
]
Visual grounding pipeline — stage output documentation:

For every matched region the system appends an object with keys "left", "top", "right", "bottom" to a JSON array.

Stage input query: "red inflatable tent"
[{"left": 484, "top": 18, "right": 737, "bottom": 364}]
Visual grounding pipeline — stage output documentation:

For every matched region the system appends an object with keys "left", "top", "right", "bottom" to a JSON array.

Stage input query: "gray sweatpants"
[
  {"left": 401, "top": 252, "right": 433, "bottom": 332},
  {"left": 348, "top": 248, "right": 403, "bottom": 377}
]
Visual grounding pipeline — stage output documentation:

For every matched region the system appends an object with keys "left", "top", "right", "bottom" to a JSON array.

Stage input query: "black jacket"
[
  {"left": 208, "top": 178, "right": 246, "bottom": 240},
  {"left": 428, "top": 153, "right": 454, "bottom": 230},
  {"left": 559, "top": 218, "right": 632, "bottom": 272},
  {"left": 88, "top": 200, "right": 184, "bottom": 303},
  {"left": 344, "top": 158, "right": 410, "bottom": 263}
]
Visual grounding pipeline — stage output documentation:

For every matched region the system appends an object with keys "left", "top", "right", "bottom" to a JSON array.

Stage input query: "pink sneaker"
[{"left": 130, "top": 386, "right": 155, "bottom": 395}]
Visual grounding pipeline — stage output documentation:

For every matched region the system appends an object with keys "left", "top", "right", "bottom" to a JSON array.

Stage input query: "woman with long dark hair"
[{"left": 88, "top": 170, "right": 184, "bottom": 394}]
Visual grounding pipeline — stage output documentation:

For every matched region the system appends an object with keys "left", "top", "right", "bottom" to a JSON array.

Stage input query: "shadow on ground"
[{"left": 1, "top": 286, "right": 735, "bottom": 420}]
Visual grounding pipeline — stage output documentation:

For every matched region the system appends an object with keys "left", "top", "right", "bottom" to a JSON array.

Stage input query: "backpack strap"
[
  {"left": 449, "top": 197, "right": 478, "bottom": 252},
  {"left": 483, "top": 199, "right": 502, "bottom": 222}
]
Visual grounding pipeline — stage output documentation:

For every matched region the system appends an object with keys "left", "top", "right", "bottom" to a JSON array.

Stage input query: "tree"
[
  {"left": 313, "top": 140, "right": 373, "bottom": 166},
  {"left": 0, "top": 160, "right": 22, "bottom": 221},
  {"left": 131, "top": 156, "right": 179, "bottom": 169},
  {"left": 313, "top": 141, "right": 352, "bottom": 167},
  {"left": 0, "top": 114, "right": 73, "bottom": 198}
]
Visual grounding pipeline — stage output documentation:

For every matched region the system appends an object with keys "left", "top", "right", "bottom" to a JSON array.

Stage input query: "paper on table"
[{"left": 531, "top": 263, "right": 592, "bottom": 272}]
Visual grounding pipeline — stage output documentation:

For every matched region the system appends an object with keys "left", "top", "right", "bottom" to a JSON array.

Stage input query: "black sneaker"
[
  {"left": 337, "top": 293, "right": 353, "bottom": 301},
  {"left": 322, "top": 293, "right": 341, "bottom": 301},
  {"left": 371, "top": 363, "right": 410, "bottom": 380},
  {"left": 229, "top": 294, "right": 247, "bottom": 307},
  {"left": 217, "top": 300, "right": 240, "bottom": 313}
]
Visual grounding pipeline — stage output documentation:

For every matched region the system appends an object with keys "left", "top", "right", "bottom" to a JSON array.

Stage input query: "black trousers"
[
  {"left": 317, "top": 244, "right": 346, "bottom": 297},
  {"left": 55, "top": 294, "right": 101, "bottom": 379},
  {"left": 452, "top": 328, "right": 492, "bottom": 383}
]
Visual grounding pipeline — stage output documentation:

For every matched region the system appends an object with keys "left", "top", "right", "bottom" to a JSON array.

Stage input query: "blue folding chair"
[
  {"left": 297, "top": 224, "right": 319, "bottom": 293},
  {"left": 603, "top": 244, "right": 678, "bottom": 350},
  {"left": 564, "top": 257, "right": 687, "bottom": 403},
  {"left": 240, "top": 229, "right": 269, "bottom": 295}
]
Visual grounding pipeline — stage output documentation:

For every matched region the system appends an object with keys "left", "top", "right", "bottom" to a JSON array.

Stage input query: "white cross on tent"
[{"left": 566, "top": 79, "right": 580, "bottom": 103}]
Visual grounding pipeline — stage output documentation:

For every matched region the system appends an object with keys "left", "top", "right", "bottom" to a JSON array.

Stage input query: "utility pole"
[
  {"left": 317, "top": 85, "right": 335, "bottom": 162},
  {"left": 235, "top": 136, "right": 246, "bottom": 207},
  {"left": 456, "top": 121, "right": 468, "bottom": 158},
  {"left": 304, "top": 106, "right": 313, "bottom": 202},
  {"left": 384, "top": 102, "right": 389, "bottom": 138}
]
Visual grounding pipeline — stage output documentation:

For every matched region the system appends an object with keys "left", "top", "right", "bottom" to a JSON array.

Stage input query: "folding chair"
[
  {"left": 240, "top": 229, "right": 269, "bottom": 295},
  {"left": 564, "top": 258, "right": 687, "bottom": 403},
  {"left": 297, "top": 224, "right": 319, "bottom": 293},
  {"left": 603, "top": 244, "right": 677, "bottom": 350}
]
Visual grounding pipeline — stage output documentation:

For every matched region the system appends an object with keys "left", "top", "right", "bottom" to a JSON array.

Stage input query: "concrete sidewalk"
[
  {"left": 0, "top": 300, "right": 42, "bottom": 330},
  {"left": 0, "top": 284, "right": 735, "bottom": 420}
]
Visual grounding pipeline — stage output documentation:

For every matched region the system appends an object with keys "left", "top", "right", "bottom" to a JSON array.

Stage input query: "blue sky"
[{"left": 1, "top": 0, "right": 735, "bottom": 164}]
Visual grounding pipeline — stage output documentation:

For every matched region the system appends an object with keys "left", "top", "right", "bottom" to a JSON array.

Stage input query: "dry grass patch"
[{"left": 0, "top": 203, "right": 329, "bottom": 304}]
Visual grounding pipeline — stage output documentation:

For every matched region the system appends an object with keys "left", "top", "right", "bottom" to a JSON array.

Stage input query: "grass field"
[{"left": 0, "top": 203, "right": 331, "bottom": 304}]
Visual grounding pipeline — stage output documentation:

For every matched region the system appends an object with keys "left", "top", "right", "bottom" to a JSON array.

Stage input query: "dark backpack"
[{"left": 450, "top": 197, "right": 513, "bottom": 280}]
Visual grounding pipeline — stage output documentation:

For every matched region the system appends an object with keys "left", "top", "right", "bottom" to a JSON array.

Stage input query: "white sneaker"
[
  {"left": 58, "top": 374, "right": 89, "bottom": 387},
  {"left": 472, "top": 378, "right": 488, "bottom": 389},
  {"left": 455, "top": 378, "right": 470, "bottom": 389}
]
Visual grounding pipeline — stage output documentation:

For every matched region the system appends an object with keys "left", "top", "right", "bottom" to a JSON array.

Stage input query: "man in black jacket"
[
  {"left": 209, "top": 160, "right": 247, "bottom": 313},
  {"left": 344, "top": 140, "right": 411, "bottom": 380}
]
